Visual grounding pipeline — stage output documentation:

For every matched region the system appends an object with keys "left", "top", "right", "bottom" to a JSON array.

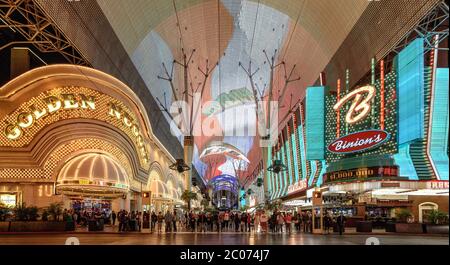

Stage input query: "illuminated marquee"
[
  {"left": 324, "top": 68, "right": 398, "bottom": 163},
  {"left": 2, "top": 86, "right": 149, "bottom": 165},
  {"left": 323, "top": 166, "right": 399, "bottom": 184},
  {"left": 327, "top": 129, "right": 390, "bottom": 154},
  {"left": 287, "top": 179, "right": 308, "bottom": 195},
  {"left": 428, "top": 181, "right": 449, "bottom": 190},
  {"left": 5, "top": 93, "right": 95, "bottom": 140},
  {"left": 108, "top": 102, "right": 149, "bottom": 163}
]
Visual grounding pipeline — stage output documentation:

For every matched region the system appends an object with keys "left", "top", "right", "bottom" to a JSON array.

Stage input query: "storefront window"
[
  {"left": 0, "top": 194, "right": 16, "bottom": 208},
  {"left": 71, "top": 199, "right": 111, "bottom": 213}
]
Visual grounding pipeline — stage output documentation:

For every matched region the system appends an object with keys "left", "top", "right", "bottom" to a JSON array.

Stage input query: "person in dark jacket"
[
  {"left": 323, "top": 213, "right": 331, "bottom": 234},
  {"left": 151, "top": 211, "right": 157, "bottom": 232},
  {"left": 233, "top": 212, "right": 240, "bottom": 232},
  {"left": 270, "top": 212, "right": 277, "bottom": 233},
  {"left": 111, "top": 211, "right": 117, "bottom": 226},
  {"left": 172, "top": 210, "right": 178, "bottom": 232},
  {"left": 336, "top": 213, "right": 346, "bottom": 235},
  {"left": 240, "top": 213, "right": 247, "bottom": 232},
  {"left": 213, "top": 212, "right": 219, "bottom": 232}
]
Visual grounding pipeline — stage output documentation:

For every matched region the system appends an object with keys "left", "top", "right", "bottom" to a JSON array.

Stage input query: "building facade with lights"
[
  {"left": 264, "top": 37, "right": 448, "bottom": 223},
  {"left": 0, "top": 65, "right": 185, "bottom": 213}
]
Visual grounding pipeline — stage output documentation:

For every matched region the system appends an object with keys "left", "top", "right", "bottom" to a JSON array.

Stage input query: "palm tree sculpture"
[
  {"left": 47, "top": 202, "right": 63, "bottom": 221},
  {"left": 181, "top": 190, "right": 198, "bottom": 211}
]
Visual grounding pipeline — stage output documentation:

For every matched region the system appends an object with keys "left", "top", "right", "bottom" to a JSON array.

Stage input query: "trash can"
[
  {"left": 356, "top": 221, "right": 372, "bottom": 232},
  {"left": 385, "top": 222, "right": 396, "bottom": 232},
  {"left": 88, "top": 219, "right": 104, "bottom": 231},
  {"left": 88, "top": 220, "right": 97, "bottom": 231},
  {"left": 129, "top": 220, "right": 136, "bottom": 231},
  {"left": 97, "top": 219, "right": 104, "bottom": 231},
  {"left": 65, "top": 221, "right": 76, "bottom": 231}
]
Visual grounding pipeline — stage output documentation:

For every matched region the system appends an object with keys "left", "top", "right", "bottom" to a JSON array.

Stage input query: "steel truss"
[
  {"left": 391, "top": 1, "right": 449, "bottom": 55},
  {"left": 0, "top": 0, "right": 90, "bottom": 66},
  {"left": 353, "top": 0, "right": 448, "bottom": 87}
]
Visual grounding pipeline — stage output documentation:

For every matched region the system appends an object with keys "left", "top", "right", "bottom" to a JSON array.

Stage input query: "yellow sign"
[
  {"left": 79, "top": 179, "right": 90, "bottom": 185},
  {"left": 0, "top": 194, "right": 16, "bottom": 207},
  {"left": 108, "top": 103, "right": 148, "bottom": 163},
  {"left": 4, "top": 93, "right": 95, "bottom": 140},
  {"left": 2, "top": 86, "right": 150, "bottom": 167},
  {"left": 333, "top": 85, "right": 375, "bottom": 124}
]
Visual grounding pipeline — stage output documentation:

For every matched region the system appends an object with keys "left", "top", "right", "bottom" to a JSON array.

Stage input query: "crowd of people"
[
  {"left": 62, "top": 208, "right": 347, "bottom": 234},
  {"left": 143, "top": 209, "right": 347, "bottom": 234},
  {"left": 62, "top": 208, "right": 111, "bottom": 226},
  {"left": 61, "top": 208, "right": 144, "bottom": 232}
]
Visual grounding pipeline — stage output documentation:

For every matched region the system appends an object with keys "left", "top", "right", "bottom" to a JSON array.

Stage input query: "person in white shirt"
[
  {"left": 260, "top": 211, "right": 268, "bottom": 233},
  {"left": 254, "top": 211, "right": 261, "bottom": 233}
]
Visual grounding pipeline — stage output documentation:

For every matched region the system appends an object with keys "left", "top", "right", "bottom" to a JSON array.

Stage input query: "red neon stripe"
[
  {"left": 337, "top": 79, "right": 341, "bottom": 138},
  {"left": 380, "top": 60, "right": 385, "bottom": 130}
]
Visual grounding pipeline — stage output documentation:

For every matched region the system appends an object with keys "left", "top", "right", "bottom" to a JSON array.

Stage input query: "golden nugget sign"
[
  {"left": 5, "top": 93, "right": 95, "bottom": 140},
  {"left": 3, "top": 89, "right": 149, "bottom": 164},
  {"left": 107, "top": 102, "right": 149, "bottom": 163}
]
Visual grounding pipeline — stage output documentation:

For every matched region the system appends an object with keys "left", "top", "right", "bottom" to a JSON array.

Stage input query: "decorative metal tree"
[
  {"left": 156, "top": 48, "right": 218, "bottom": 192},
  {"left": 239, "top": 49, "right": 300, "bottom": 199}
]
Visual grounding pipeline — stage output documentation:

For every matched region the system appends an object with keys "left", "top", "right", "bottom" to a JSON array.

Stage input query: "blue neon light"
[
  {"left": 298, "top": 124, "right": 307, "bottom": 180},
  {"left": 306, "top": 86, "right": 326, "bottom": 160},
  {"left": 396, "top": 38, "right": 425, "bottom": 144},
  {"left": 429, "top": 68, "right": 449, "bottom": 180}
]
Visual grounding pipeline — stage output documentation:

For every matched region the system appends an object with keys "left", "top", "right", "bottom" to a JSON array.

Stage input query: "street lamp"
[
  {"left": 267, "top": 159, "right": 287, "bottom": 174},
  {"left": 169, "top": 159, "right": 190, "bottom": 173}
]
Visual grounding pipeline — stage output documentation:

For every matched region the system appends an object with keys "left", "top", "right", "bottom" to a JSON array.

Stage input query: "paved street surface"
[{"left": 0, "top": 232, "right": 447, "bottom": 245}]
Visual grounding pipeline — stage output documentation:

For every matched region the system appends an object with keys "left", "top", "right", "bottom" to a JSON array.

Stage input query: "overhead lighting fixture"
[
  {"left": 169, "top": 159, "right": 190, "bottom": 173},
  {"left": 267, "top": 160, "right": 287, "bottom": 174}
]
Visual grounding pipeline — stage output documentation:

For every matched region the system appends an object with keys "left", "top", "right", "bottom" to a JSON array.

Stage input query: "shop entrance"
[
  {"left": 419, "top": 202, "right": 438, "bottom": 223},
  {"left": 70, "top": 198, "right": 112, "bottom": 213}
]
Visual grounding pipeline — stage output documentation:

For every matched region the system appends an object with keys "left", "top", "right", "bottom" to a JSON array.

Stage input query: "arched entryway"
[
  {"left": 147, "top": 165, "right": 171, "bottom": 213},
  {"left": 56, "top": 153, "right": 131, "bottom": 219},
  {"left": 419, "top": 202, "right": 439, "bottom": 223}
]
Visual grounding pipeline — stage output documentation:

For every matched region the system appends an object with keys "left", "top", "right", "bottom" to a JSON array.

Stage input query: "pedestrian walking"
[
  {"left": 157, "top": 211, "right": 164, "bottom": 234},
  {"left": 285, "top": 213, "right": 292, "bottom": 234},
  {"left": 111, "top": 210, "right": 116, "bottom": 226},
  {"left": 336, "top": 213, "right": 346, "bottom": 235}
]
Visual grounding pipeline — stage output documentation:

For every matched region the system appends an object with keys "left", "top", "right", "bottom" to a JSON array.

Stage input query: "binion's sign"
[{"left": 327, "top": 129, "right": 390, "bottom": 154}]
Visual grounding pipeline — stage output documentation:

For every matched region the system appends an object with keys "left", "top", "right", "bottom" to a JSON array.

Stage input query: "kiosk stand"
[{"left": 312, "top": 191, "right": 323, "bottom": 234}]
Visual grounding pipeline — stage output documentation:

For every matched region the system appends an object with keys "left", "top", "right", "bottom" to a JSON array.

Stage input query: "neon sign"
[
  {"left": 323, "top": 166, "right": 398, "bottom": 184},
  {"left": 108, "top": 102, "right": 149, "bottom": 163},
  {"left": 333, "top": 85, "right": 376, "bottom": 124},
  {"left": 4, "top": 93, "right": 96, "bottom": 140},
  {"left": 287, "top": 179, "right": 308, "bottom": 195},
  {"left": 327, "top": 129, "right": 390, "bottom": 154},
  {"left": 3, "top": 89, "right": 149, "bottom": 165}
]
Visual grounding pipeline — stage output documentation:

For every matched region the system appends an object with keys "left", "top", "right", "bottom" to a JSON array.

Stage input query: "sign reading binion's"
[{"left": 327, "top": 129, "right": 390, "bottom": 154}]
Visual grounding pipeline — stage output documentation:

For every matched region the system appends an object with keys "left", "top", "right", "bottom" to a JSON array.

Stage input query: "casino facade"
[
  {"left": 245, "top": 36, "right": 449, "bottom": 225},
  {"left": 0, "top": 65, "right": 185, "bottom": 213}
]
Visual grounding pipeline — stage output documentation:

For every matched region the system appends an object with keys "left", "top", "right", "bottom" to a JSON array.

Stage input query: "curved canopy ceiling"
[
  {"left": 56, "top": 153, "right": 129, "bottom": 197},
  {"left": 96, "top": 0, "right": 369, "bottom": 183}
]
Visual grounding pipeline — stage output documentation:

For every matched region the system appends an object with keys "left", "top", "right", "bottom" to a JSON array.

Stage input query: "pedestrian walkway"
[
  {"left": 12, "top": 225, "right": 439, "bottom": 237},
  {"left": 0, "top": 232, "right": 447, "bottom": 245}
]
